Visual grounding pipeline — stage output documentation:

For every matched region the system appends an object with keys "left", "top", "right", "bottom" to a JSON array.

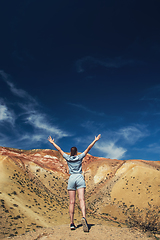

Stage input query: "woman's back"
[{"left": 63, "top": 152, "right": 85, "bottom": 174}]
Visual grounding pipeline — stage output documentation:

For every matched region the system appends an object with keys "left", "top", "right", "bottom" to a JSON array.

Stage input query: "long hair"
[{"left": 70, "top": 146, "right": 77, "bottom": 156}]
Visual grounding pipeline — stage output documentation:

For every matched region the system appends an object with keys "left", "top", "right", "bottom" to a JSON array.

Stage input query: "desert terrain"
[{"left": 0, "top": 146, "right": 160, "bottom": 239}]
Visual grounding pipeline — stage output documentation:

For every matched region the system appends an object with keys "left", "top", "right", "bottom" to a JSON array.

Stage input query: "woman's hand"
[
  {"left": 95, "top": 134, "right": 101, "bottom": 141},
  {"left": 48, "top": 136, "right": 54, "bottom": 144},
  {"left": 84, "top": 134, "right": 101, "bottom": 155},
  {"left": 48, "top": 136, "right": 64, "bottom": 156}
]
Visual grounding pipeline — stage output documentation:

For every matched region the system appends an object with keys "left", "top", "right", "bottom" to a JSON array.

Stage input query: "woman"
[{"left": 48, "top": 134, "right": 101, "bottom": 231}]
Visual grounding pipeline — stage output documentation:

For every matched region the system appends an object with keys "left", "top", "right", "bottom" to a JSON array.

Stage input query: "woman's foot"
[
  {"left": 70, "top": 223, "right": 76, "bottom": 230},
  {"left": 81, "top": 217, "right": 89, "bottom": 232}
]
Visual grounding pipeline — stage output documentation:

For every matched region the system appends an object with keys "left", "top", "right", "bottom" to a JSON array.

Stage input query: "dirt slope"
[{"left": 0, "top": 147, "right": 160, "bottom": 239}]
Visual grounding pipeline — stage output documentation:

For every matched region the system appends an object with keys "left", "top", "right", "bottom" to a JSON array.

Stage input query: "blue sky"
[{"left": 0, "top": 0, "right": 160, "bottom": 160}]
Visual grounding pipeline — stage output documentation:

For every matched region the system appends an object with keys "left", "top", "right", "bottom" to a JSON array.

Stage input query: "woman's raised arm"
[
  {"left": 84, "top": 134, "right": 101, "bottom": 155},
  {"left": 48, "top": 136, "right": 65, "bottom": 156}
]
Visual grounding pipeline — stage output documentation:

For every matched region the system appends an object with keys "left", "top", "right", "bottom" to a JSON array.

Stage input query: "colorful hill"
[{"left": 0, "top": 147, "right": 160, "bottom": 239}]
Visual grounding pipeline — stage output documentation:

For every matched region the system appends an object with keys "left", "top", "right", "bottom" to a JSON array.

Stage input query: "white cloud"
[
  {"left": 0, "top": 100, "right": 15, "bottom": 125},
  {"left": 80, "top": 124, "right": 148, "bottom": 159},
  {"left": 95, "top": 141, "right": 127, "bottom": 159},
  {"left": 118, "top": 125, "right": 148, "bottom": 144},
  {"left": 0, "top": 70, "right": 36, "bottom": 102},
  {"left": 26, "top": 112, "right": 68, "bottom": 138},
  {"left": 0, "top": 132, "right": 46, "bottom": 149},
  {"left": 76, "top": 56, "right": 137, "bottom": 73},
  {"left": 17, "top": 133, "right": 47, "bottom": 144},
  {"left": 0, "top": 70, "right": 70, "bottom": 149}
]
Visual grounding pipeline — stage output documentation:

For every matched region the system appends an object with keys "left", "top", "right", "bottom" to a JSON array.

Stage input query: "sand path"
[{"left": 2, "top": 224, "right": 156, "bottom": 240}]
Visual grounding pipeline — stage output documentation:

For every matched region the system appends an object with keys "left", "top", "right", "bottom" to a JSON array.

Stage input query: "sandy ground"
[{"left": 2, "top": 224, "right": 157, "bottom": 240}]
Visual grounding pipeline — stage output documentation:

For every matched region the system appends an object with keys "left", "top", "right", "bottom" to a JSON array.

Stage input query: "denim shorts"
[{"left": 67, "top": 174, "right": 86, "bottom": 190}]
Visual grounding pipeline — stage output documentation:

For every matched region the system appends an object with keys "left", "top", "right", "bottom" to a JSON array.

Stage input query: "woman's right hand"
[
  {"left": 95, "top": 134, "right": 101, "bottom": 141},
  {"left": 48, "top": 136, "right": 54, "bottom": 144}
]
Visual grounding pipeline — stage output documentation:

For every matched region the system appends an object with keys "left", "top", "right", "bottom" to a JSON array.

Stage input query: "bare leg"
[
  {"left": 68, "top": 190, "right": 76, "bottom": 224},
  {"left": 77, "top": 187, "right": 86, "bottom": 218}
]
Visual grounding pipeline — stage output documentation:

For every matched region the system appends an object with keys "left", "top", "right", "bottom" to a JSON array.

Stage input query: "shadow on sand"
[{"left": 76, "top": 223, "right": 95, "bottom": 232}]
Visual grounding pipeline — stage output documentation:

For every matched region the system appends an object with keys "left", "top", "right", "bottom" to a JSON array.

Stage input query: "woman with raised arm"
[{"left": 48, "top": 134, "right": 101, "bottom": 232}]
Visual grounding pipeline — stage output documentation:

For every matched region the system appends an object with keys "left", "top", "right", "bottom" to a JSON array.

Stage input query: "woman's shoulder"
[
  {"left": 78, "top": 152, "right": 85, "bottom": 159},
  {"left": 63, "top": 153, "right": 70, "bottom": 160},
  {"left": 63, "top": 152, "right": 85, "bottom": 161}
]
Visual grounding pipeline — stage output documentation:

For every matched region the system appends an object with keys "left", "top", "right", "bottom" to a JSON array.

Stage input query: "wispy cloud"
[
  {"left": 147, "top": 143, "right": 160, "bottom": 154},
  {"left": 68, "top": 102, "right": 105, "bottom": 116},
  {"left": 0, "top": 70, "right": 70, "bottom": 149},
  {"left": 95, "top": 140, "right": 127, "bottom": 159},
  {"left": 0, "top": 70, "right": 36, "bottom": 102},
  {"left": 80, "top": 124, "right": 149, "bottom": 159},
  {"left": 141, "top": 84, "right": 160, "bottom": 102},
  {"left": 0, "top": 99, "right": 15, "bottom": 125},
  {"left": 76, "top": 56, "right": 139, "bottom": 73},
  {"left": 117, "top": 125, "right": 149, "bottom": 144},
  {"left": 140, "top": 84, "right": 160, "bottom": 117},
  {"left": 71, "top": 134, "right": 126, "bottom": 159},
  {"left": 26, "top": 112, "right": 68, "bottom": 138}
]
